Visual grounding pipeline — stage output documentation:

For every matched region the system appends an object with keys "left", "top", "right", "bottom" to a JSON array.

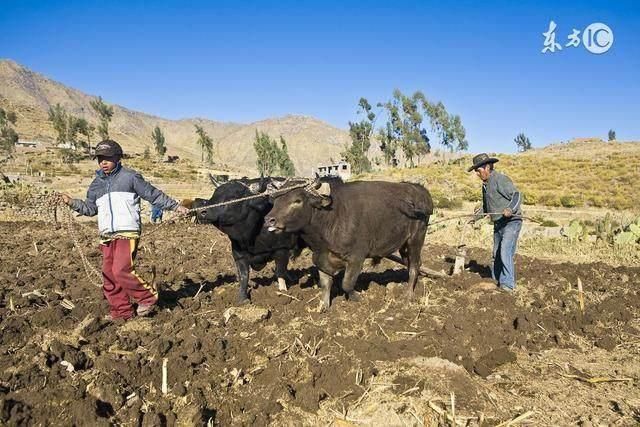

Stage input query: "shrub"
[
  {"left": 586, "top": 196, "right": 604, "bottom": 208},
  {"left": 560, "top": 195, "right": 578, "bottom": 208},
  {"left": 538, "top": 193, "right": 561, "bottom": 207},
  {"left": 523, "top": 192, "right": 538, "bottom": 205},
  {"left": 610, "top": 197, "right": 633, "bottom": 210},
  {"left": 435, "top": 197, "right": 464, "bottom": 209}
]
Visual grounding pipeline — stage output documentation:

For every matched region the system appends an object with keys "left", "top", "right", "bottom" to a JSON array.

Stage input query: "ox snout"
[{"left": 265, "top": 216, "right": 280, "bottom": 232}]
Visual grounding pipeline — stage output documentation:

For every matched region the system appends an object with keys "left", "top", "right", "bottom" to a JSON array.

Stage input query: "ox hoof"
[
  {"left": 318, "top": 300, "right": 330, "bottom": 313},
  {"left": 405, "top": 289, "right": 415, "bottom": 301},
  {"left": 346, "top": 291, "right": 362, "bottom": 302}
]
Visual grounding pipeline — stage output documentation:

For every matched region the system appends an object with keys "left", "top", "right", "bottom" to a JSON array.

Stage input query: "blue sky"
[{"left": 1, "top": 0, "right": 638, "bottom": 153}]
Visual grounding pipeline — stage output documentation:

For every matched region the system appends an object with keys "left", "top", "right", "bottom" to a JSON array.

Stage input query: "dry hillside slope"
[{"left": 0, "top": 59, "right": 348, "bottom": 174}]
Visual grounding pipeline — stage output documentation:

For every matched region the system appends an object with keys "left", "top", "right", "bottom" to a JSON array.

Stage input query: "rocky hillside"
[{"left": 0, "top": 59, "right": 349, "bottom": 174}]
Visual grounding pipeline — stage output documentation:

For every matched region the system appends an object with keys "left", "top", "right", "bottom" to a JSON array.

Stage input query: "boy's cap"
[{"left": 93, "top": 140, "right": 123, "bottom": 158}]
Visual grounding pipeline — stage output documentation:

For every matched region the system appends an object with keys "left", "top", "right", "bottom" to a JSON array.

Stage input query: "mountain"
[{"left": 0, "top": 59, "right": 349, "bottom": 174}]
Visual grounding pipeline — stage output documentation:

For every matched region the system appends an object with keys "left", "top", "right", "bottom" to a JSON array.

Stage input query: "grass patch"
[{"left": 364, "top": 140, "right": 640, "bottom": 211}]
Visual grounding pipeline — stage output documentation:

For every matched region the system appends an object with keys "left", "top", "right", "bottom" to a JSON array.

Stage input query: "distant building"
[
  {"left": 313, "top": 161, "right": 351, "bottom": 179},
  {"left": 15, "top": 140, "right": 39, "bottom": 148},
  {"left": 56, "top": 142, "right": 77, "bottom": 150}
]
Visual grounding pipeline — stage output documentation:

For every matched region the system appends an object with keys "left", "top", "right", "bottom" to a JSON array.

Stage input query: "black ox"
[
  {"left": 265, "top": 177, "right": 433, "bottom": 310},
  {"left": 193, "top": 177, "right": 303, "bottom": 303}
]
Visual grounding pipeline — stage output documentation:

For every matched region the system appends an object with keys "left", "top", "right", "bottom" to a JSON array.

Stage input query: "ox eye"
[{"left": 293, "top": 199, "right": 302, "bottom": 205}]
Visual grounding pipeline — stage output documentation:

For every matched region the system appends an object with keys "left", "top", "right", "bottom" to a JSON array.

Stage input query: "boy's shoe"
[
  {"left": 136, "top": 304, "right": 156, "bottom": 317},
  {"left": 103, "top": 313, "right": 129, "bottom": 323}
]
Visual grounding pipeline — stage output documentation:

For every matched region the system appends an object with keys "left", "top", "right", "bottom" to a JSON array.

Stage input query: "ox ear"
[
  {"left": 310, "top": 193, "right": 332, "bottom": 209},
  {"left": 317, "top": 182, "right": 331, "bottom": 197}
]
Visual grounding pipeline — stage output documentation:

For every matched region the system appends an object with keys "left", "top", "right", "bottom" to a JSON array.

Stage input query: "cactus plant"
[
  {"left": 614, "top": 231, "right": 638, "bottom": 246},
  {"left": 562, "top": 220, "right": 584, "bottom": 241}
]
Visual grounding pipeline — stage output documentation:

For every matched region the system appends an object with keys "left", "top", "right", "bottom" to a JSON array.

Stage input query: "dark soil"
[{"left": 0, "top": 221, "right": 638, "bottom": 425}]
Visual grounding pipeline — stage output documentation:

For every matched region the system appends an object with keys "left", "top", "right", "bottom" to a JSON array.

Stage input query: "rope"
[
  {"left": 138, "top": 180, "right": 312, "bottom": 238},
  {"left": 429, "top": 212, "right": 543, "bottom": 226},
  {"left": 44, "top": 179, "right": 541, "bottom": 286},
  {"left": 50, "top": 193, "right": 103, "bottom": 288},
  {"left": 44, "top": 179, "right": 314, "bottom": 286}
]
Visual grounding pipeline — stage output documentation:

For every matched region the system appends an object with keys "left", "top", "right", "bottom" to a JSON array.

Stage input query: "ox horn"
[
  {"left": 257, "top": 176, "right": 268, "bottom": 193},
  {"left": 313, "top": 173, "right": 322, "bottom": 189},
  {"left": 208, "top": 173, "right": 220, "bottom": 188}
]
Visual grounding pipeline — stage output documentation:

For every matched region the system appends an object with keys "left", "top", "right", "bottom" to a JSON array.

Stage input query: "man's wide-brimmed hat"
[
  {"left": 468, "top": 153, "right": 499, "bottom": 172},
  {"left": 93, "top": 139, "right": 123, "bottom": 158}
]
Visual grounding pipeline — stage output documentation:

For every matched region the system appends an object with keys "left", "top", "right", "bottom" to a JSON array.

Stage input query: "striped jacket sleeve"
[
  {"left": 131, "top": 172, "right": 179, "bottom": 211},
  {"left": 69, "top": 179, "right": 99, "bottom": 216}
]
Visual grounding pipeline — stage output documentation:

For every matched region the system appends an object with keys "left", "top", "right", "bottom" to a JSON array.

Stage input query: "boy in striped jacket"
[{"left": 62, "top": 139, "right": 189, "bottom": 320}]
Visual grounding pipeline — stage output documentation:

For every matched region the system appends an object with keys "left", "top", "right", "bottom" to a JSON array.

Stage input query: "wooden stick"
[
  {"left": 162, "top": 358, "right": 168, "bottom": 394},
  {"left": 194, "top": 283, "right": 205, "bottom": 299},
  {"left": 385, "top": 254, "right": 448, "bottom": 278},
  {"left": 577, "top": 277, "right": 585, "bottom": 313},
  {"left": 353, "top": 384, "right": 371, "bottom": 408},
  {"left": 374, "top": 321, "right": 391, "bottom": 341},
  {"left": 452, "top": 246, "right": 467, "bottom": 275},
  {"left": 450, "top": 392, "right": 456, "bottom": 426},
  {"left": 276, "top": 291, "right": 301, "bottom": 301},
  {"left": 306, "top": 294, "right": 320, "bottom": 304},
  {"left": 495, "top": 410, "right": 534, "bottom": 426}
]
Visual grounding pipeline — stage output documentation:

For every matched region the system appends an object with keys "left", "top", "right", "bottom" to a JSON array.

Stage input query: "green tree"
[
  {"left": 253, "top": 131, "right": 295, "bottom": 176},
  {"left": 421, "top": 96, "right": 468, "bottom": 154},
  {"left": 378, "top": 115, "right": 399, "bottom": 167},
  {"left": 254, "top": 131, "right": 278, "bottom": 176},
  {"left": 276, "top": 137, "right": 295, "bottom": 176},
  {"left": 608, "top": 129, "right": 616, "bottom": 141},
  {"left": 48, "top": 104, "right": 85, "bottom": 151},
  {"left": 379, "top": 90, "right": 430, "bottom": 168},
  {"left": 341, "top": 98, "right": 375, "bottom": 174},
  {"left": 48, "top": 104, "right": 68, "bottom": 146},
  {"left": 514, "top": 133, "right": 532, "bottom": 152},
  {"left": 151, "top": 125, "right": 167, "bottom": 159},
  {"left": 90, "top": 96, "right": 114, "bottom": 140},
  {"left": 0, "top": 107, "right": 19, "bottom": 154},
  {"left": 195, "top": 124, "right": 213, "bottom": 164},
  {"left": 76, "top": 118, "right": 93, "bottom": 150}
]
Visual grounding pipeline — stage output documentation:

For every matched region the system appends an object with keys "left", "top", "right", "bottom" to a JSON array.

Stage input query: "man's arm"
[{"left": 496, "top": 174, "right": 521, "bottom": 217}]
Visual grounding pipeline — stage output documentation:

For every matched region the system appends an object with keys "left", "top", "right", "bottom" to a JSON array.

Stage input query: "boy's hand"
[
  {"left": 503, "top": 208, "right": 513, "bottom": 218},
  {"left": 60, "top": 193, "right": 73, "bottom": 205},
  {"left": 175, "top": 206, "right": 190, "bottom": 215}
]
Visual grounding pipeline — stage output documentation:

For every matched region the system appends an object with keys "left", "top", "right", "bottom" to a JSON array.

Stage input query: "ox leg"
[
  {"left": 406, "top": 223, "right": 427, "bottom": 300},
  {"left": 318, "top": 270, "right": 333, "bottom": 311},
  {"left": 234, "top": 257, "right": 251, "bottom": 304},
  {"left": 341, "top": 259, "right": 364, "bottom": 302},
  {"left": 274, "top": 250, "right": 288, "bottom": 292}
]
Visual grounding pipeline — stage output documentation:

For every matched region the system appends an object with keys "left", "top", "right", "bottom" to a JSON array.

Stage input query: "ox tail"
[{"left": 400, "top": 200, "right": 432, "bottom": 222}]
